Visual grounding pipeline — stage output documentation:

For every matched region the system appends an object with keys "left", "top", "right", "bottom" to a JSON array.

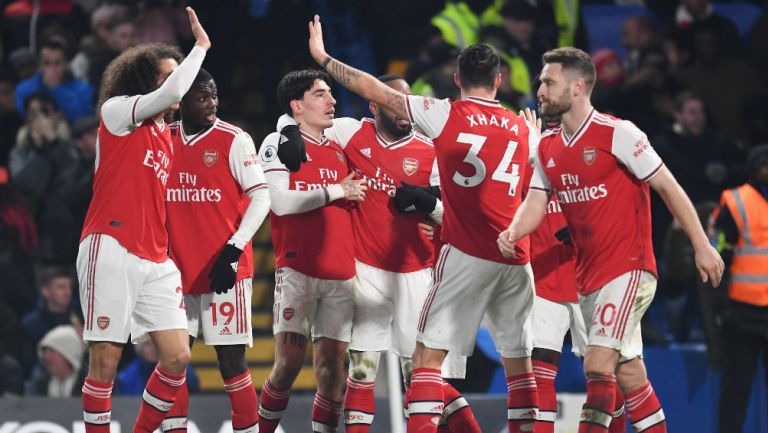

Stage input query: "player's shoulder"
[
  {"left": 258, "top": 132, "right": 281, "bottom": 159},
  {"left": 413, "top": 130, "right": 434, "bottom": 147},
  {"left": 592, "top": 111, "right": 641, "bottom": 135},
  {"left": 213, "top": 119, "right": 245, "bottom": 138}
]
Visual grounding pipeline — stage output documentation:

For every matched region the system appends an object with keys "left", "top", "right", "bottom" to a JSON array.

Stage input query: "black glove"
[
  {"left": 277, "top": 124, "right": 306, "bottom": 172},
  {"left": 208, "top": 244, "right": 243, "bottom": 294},
  {"left": 394, "top": 182, "right": 438, "bottom": 214},
  {"left": 554, "top": 226, "right": 572, "bottom": 246}
]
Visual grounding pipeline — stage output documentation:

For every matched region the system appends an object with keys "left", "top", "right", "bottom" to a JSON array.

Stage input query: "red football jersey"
[
  {"left": 81, "top": 104, "right": 173, "bottom": 262},
  {"left": 166, "top": 119, "right": 267, "bottom": 295},
  {"left": 406, "top": 95, "right": 536, "bottom": 265},
  {"left": 260, "top": 131, "right": 356, "bottom": 280},
  {"left": 530, "top": 198, "right": 578, "bottom": 303},
  {"left": 328, "top": 118, "right": 438, "bottom": 272},
  {"left": 530, "top": 109, "right": 663, "bottom": 294}
]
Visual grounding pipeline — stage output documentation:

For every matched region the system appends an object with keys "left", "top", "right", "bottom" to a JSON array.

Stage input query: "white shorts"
[
  {"left": 76, "top": 233, "right": 187, "bottom": 344},
  {"left": 186, "top": 278, "right": 253, "bottom": 347},
  {"left": 579, "top": 270, "right": 657, "bottom": 362},
  {"left": 272, "top": 267, "right": 355, "bottom": 342},
  {"left": 417, "top": 245, "right": 535, "bottom": 358},
  {"left": 532, "top": 296, "right": 588, "bottom": 357},
  {"left": 349, "top": 261, "right": 467, "bottom": 379}
]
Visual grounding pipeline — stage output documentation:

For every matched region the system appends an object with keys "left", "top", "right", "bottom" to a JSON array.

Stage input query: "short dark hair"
[
  {"left": 38, "top": 39, "right": 67, "bottom": 57},
  {"left": 23, "top": 91, "right": 57, "bottom": 112},
  {"left": 277, "top": 69, "right": 332, "bottom": 116},
  {"left": 377, "top": 74, "right": 404, "bottom": 83},
  {"left": 674, "top": 90, "right": 704, "bottom": 112},
  {"left": 98, "top": 43, "right": 184, "bottom": 108},
  {"left": 542, "top": 47, "right": 596, "bottom": 93},
  {"left": 457, "top": 44, "right": 500, "bottom": 90},
  {"left": 36, "top": 266, "right": 71, "bottom": 289},
  {"left": 191, "top": 67, "right": 214, "bottom": 89}
]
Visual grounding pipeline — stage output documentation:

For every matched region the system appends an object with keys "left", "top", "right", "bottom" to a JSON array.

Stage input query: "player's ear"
[
  {"left": 493, "top": 72, "right": 502, "bottom": 90},
  {"left": 290, "top": 99, "right": 302, "bottom": 115},
  {"left": 453, "top": 72, "right": 461, "bottom": 89},
  {"left": 369, "top": 101, "right": 378, "bottom": 117}
]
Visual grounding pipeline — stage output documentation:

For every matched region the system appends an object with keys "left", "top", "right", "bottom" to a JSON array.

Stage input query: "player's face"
[
  {"left": 181, "top": 79, "right": 218, "bottom": 129},
  {"left": 298, "top": 79, "right": 336, "bottom": 130},
  {"left": 537, "top": 63, "right": 573, "bottom": 117},
  {"left": 156, "top": 58, "right": 180, "bottom": 110},
  {"left": 374, "top": 79, "right": 412, "bottom": 139}
]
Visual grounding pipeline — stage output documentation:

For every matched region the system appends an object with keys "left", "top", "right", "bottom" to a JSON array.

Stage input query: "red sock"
[
  {"left": 407, "top": 368, "right": 443, "bottom": 433},
  {"left": 82, "top": 377, "right": 113, "bottom": 433},
  {"left": 579, "top": 373, "right": 616, "bottom": 433},
  {"left": 344, "top": 377, "right": 376, "bottom": 433},
  {"left": 533, "top": 360, "right": 558, "bottom": 433},
  {"left": 442, "top": 382, "right": 481, "bottom": 433},
  {"left": 258, "top": 379, "right": 291, "bottom": 433},
  {"left": 608, "top": 383, "right": 626, "bottom": 433},
  {"left": 162, "top": 381, "right": 188, "bottom": 432},
  {"left": 624, "top": 381, "right": 666, "bottom": 433},
  {"left": 134, "top": 367, "right": 186, "bottom": 433},
  {"left": 225, "top": 371, "right": 259, "bottom": 433},
  {"left": 506, "top": 372, "right": 538, "bottom": 433},
  {"left": 313, "top": 392, "right": 341, "bottom": 432}
]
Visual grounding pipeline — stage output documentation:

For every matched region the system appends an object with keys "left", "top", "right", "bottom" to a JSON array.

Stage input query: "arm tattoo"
[
  {"left": 328, "top": 59, "right": 361, "bottom": 87},
  {"left": 321, "top": 56, "right": 333, "bottom": 69}
]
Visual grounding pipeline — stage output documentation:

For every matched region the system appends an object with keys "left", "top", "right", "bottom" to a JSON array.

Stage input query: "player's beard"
[
  {"left": 539, "top": 91, "right": 572, "bottom": 117},
  {"left": 378, "top": 111, "right": 412, "bottom": 140}
]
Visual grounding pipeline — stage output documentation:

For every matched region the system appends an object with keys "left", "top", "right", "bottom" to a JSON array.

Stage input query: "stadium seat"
[
  {"left": 581, "top": 4, "right": 651, "bottom": 59},
  {"left": 713, "top": 3, "right": 763, "bottom": 39}
]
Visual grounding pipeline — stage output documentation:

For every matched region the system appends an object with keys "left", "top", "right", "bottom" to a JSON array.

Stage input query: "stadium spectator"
[
  {"left": 19, "top": 267, "right": 82, "bottom": 379},
  {"left": 25, "top": 324, "right": 86, "bottom": 397},
  {"left": 677, "top": 22, "right": 765, "bottom": 148},
  {"left": 590, "top": 48, "right": 624, "bottom": 115},
  {"left": 14, "top": 38, "right": 94, "bottom": 124},
  {"left": 674, "top": 0, "right": 740, "bottom": 56},
  {"left": 1, "top": 0, "right": 89, "bottom": 59},
  {"left": 621, "top": 14, "right": 659, "bottom": 76},
  {"left": 710, "top": 144, "right": 768, "bottom": 433},
  {"left": 8, "top": 47, "right": 39, "bottom": 81},
  {"left": 132, "top": 0, "right": 193, "bottom": 47},
  {"left": 408, "top": 42, "right": 461, "bottom": 100},
  {"left": 0, "top": 337, "right": 23, "bottom": 396},
  {"left": 71, "top": 4, "right": 135, "bottom": 90},
  {"left": 9, "top": 92, "right": 87, "bottom": 264},
  {"left": 0, "top": 171, "right": 37, "bottom": 317},
  {"left": 115, "top": 340, "right": 199, "bottom": 396}
]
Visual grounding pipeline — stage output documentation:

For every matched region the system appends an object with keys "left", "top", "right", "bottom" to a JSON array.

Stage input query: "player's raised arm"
[{"left": 309, "top": 15, "right": 408, "bottom": 120}]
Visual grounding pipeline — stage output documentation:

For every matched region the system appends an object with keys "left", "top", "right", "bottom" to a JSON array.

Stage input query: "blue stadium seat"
[
  {"left": 581, "top": 4, "right": 651, "bottom": 59},
  {"left": 713, "top": 3, "right": 764, "bottom": 39}
]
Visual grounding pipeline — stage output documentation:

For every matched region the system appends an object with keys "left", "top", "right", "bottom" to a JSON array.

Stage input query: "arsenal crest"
[
  {"left": 335, "top": 151, "right": 345, "bottom": 162},
  {"left": 203, "top": 149, "right": 219, "bottom": 167},
  {"left": 282, "top": 308, "right": 294, "bottom": 321},
  {"left": 97, "top": 316, "right": 110, "bottom": 330},
  {"left": 403, "top": 158, "right": 419, "bottom": 176},
  {"left": 583, "top": 147, "right": 597, "bottom": 165}
]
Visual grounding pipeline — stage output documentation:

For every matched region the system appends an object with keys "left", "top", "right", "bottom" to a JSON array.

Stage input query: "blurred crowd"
[{"left": 0, "top": 0, "right": 766, "bottom": 396}]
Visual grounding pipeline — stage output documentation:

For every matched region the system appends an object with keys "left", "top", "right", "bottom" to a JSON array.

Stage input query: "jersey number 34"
[{"left": 451, "top": 132, "right": 521, "bottom": 196}]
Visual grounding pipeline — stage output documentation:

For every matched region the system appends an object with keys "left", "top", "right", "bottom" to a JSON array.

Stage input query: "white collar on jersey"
[
  {"left": 180, "top": 118, "right": 218, "bottom": 146},
  {"left": 301, "top": 130, "right": 329, "bottom": 146},
  {"left": 561, "top": 108, "right": 595, "bottom": 147},
  {"left": 465, "top": 96, "right": 502, "bottom": 106}
]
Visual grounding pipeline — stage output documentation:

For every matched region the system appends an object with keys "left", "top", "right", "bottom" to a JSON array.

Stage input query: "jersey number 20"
[{"left": 451, "top": 132, "right": 521, "bottom": 196}]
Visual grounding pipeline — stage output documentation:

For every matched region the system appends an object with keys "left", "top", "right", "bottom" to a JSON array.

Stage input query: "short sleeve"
[
  {"left": 529, "top": 147, "right": 551, "bottom": 192},
  {"left": 326, "top": 117, "right": 363, "bottom": 149},
  {"left": 611, "top": 121, "right": 664, "bottom": 182},
  {"left": 525, "top": 119, "right": 540, "bottom": 165},
  {"left": 404, "top": 95, "right": 451, "bottom": 139},
  {"left": 229, "top": 132, "right": 268, "bottom": 193},
  {"left": 258, "top": 132, "right": 289, "bottom": 174}
]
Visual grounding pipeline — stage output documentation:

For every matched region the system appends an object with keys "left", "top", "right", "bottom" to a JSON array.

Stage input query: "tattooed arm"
[{"left": 308, "top": 15, "right": 408, "bottom": 120}]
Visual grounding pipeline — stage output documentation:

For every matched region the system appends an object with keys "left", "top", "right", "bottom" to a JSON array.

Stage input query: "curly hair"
[{"left": 98, "top": 43, "right": 184, "bottom": 108}]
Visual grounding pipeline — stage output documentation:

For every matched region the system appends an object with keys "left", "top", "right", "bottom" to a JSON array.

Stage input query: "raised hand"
[
  {"left": 186, "top": 7, "right": 211, "bottom": 50},
  {"left": 308, "top": 15, "right": 328, "bottom": 65},
  {"left": 520, "top": 107, "right": 541, "bottom": 136}
]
